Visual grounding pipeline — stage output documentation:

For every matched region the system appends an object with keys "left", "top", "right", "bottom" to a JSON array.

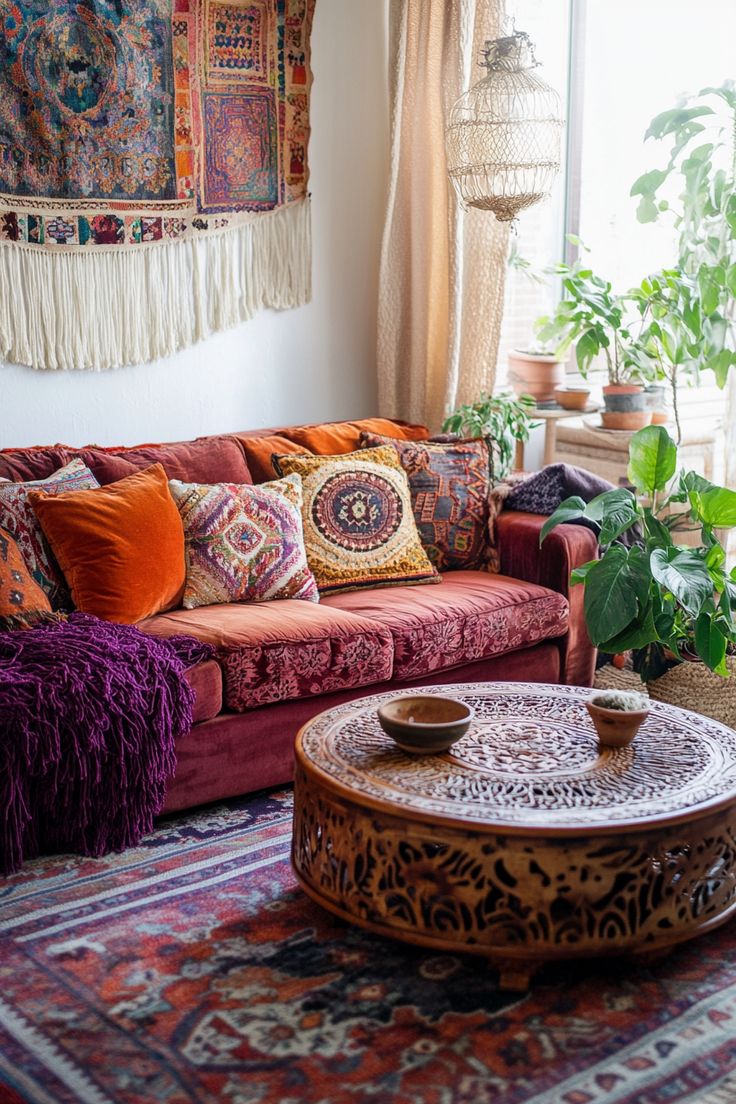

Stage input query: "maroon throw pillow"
[{"left": 360, "top": 432, "right": 492, "bottom": 572}]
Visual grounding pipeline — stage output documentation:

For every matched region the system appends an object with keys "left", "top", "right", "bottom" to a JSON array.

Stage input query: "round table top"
[{"left": 296, "top": 682, "right": 736, "bottom": 834}]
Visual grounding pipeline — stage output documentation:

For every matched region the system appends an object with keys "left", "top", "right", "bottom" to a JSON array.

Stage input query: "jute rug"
[{"left": 1, "top": 786, "right": 736, "bottom": 1104}]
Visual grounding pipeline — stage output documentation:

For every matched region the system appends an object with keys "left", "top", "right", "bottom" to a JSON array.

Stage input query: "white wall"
[{"left": 0, "top": 0, "right": 388, "bottom": 448}]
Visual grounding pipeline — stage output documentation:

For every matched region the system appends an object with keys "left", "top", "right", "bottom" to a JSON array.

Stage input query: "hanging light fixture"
[{"left": 446, "top": 30, "right": 564, "bottom": 222}]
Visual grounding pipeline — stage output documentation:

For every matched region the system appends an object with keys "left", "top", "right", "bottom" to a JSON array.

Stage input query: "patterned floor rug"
[{"left": 2, "top": 788, "right": 736, "bottom": 1104}]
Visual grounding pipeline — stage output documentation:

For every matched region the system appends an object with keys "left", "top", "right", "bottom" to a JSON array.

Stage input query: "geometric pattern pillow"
[
  {"left": 0, "top": 527, "right": 52, "bottom": 619},
  {"left": 272, "top": 447, "right": 439, "bottom": 595},
  {"left": 168, "top": 473, "right": 319, "bottom": 610},
  {"left": 360, "top": 433, "right": 492, "bottom": 571},
  {"left": 0, "top": 458, "right": 99, "bottom": 608}
]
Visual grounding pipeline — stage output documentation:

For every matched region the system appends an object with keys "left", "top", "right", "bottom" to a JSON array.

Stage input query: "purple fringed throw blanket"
[{"left": 0, "top": 613, "right": 213, "bottom": 874}]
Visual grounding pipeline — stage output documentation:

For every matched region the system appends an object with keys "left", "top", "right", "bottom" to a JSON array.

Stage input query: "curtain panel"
[{"left": 377, "top": 0, "right": 509, "bottom": 431}]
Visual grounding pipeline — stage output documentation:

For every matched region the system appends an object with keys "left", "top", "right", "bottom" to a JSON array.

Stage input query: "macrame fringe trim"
[{"left": 0, "top": 197, "right": 311, "bottom": 371}]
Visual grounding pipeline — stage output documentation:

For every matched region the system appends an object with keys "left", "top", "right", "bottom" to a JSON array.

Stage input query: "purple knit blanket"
[{"left": 0, "top": 613, "right": 213, "bottom": 875}]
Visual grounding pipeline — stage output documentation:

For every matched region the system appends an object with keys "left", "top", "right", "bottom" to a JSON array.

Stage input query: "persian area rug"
[
  {"left": 0, "top": 0, "right": 314, "bottom": 371},
  {"left": 2, "top": 791, "right": 736, "bottom": 1104}
]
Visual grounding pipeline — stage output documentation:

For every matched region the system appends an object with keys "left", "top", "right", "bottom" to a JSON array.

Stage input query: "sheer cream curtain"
[{"left": 377, "top": 0, "right": 509, "bottom": 431}]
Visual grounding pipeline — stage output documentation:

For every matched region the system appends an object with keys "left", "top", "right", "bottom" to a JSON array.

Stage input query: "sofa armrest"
[{"left": 495, "top": 511, "right": 598, "bottom": 687}]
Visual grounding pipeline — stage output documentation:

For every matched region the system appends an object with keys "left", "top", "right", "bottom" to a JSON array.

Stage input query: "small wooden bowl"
[
  {"left": 377, "top": 695, "right": 473, "bottom": 754},
  {"left": 554, "top": 387, "right": 591, "bottom": 411},
  {"left": 586, "top": 701, "right": 649, "bottom": 748}
]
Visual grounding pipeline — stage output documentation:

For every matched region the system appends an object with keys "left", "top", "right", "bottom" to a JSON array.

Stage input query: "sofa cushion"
[
  {"left": 273, "top": 446, "right": 438, "bottom": 595},
  {"left": 281, "top": 417, "right": 429, "bottom": 455},
  {"left": 139, "top": 600, "right": 394, "bottom": 712},
  {"left": 361, "top": 432, "right": 492, "bottom": 571},
  {"left": 67, "top": 435, "right": 252, "bottom": 486},
  {"left": 0, "top": 447, "right": 70, "bottom": 483},
  {"left": 322, "top": 570, "right": 569, "bottom": 681},
  {"left": 0, "top": 458, "right": 100, "bottom": 608},
  {"left": 31, "top": 464, "right": 186, "bottom": 624},
  {"left": 236, "top": 434, "right": 312, "bottom": 483},
  {"left": 0, "top": 527, "right": 52, "bottom": 621},
  {"left": 169, "top": 473, "right": 319, "bottom": 609},
  {"left": 185, "top": 658, "right": 223, "bottom": 724}
]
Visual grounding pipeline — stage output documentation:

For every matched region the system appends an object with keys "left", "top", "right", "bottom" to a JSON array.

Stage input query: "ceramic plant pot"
[
  {"left": 586, "top": 700, "right": 649, "bottom": 748},
  {"left": 602, "top": 384, "right": 647, "bottom": 413},
  {"left": 508, "top": 351, "right": 566, "bottom": 403},
  {"left": 601, "top": 410, "right": 652, "bottom": 430},
  {"left": 377, "top": 695, "right": 473, "bottom": 754}
]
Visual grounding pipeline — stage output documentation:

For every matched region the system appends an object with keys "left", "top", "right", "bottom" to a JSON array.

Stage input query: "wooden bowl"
[
  {"left": 377, "top": 695, "right": 473, "bottom": 754},
  {"left": 586, "top": 701, "right": 649, "bottom": 748},
  {"left": 553, "top": 387, "right": 591, "bottom": 411}
]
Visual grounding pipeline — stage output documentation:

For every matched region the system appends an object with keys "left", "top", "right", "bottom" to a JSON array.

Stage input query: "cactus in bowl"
[{"left": 587, "top": 689, "right": 649, "bottom": 747}]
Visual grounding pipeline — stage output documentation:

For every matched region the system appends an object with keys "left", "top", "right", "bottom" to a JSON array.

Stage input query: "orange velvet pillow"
[
  {"left": 236, "top": 434, "right": 312, "bottom": 483},
  {"left": 29, "top": 464, "right": 186, "bottom": 624},
  {"left": 284, "top": 418, "right": 429, "bottom": 455},
  {"left": 0, "top": 527, "right": 52, "bottom": 619}
]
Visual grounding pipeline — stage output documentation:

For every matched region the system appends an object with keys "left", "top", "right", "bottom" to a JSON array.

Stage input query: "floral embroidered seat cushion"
[
  {"left": 168, "top": 473, "right": 319, "bottom": 610},
  {"left": 360, "top": 433, "right": 492, "bottom": 571},
  {"left": 272, "top": 447, "right": 438, "bottom": 594},
  {"left": 0, "top": 527, "right": 52, "bottom": 622},
  {"left": 0, "top": 458, "right": 99, "bottom": 608}
]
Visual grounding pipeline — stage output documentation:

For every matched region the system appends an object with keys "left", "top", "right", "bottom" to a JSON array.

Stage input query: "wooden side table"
[
  {"left": 292, "top": 682, "right": 736, "bottom": 990},
  {"left": 553, "top": 419, "right": 717, "bottom": 485},
  {"left": 515, "top": 405, "right": 601, "bottom": 470}
]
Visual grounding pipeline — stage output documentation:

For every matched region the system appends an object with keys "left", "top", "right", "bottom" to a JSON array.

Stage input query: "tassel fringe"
[{"left": 0, "top": 198, "right": 311, "bottom": 372}]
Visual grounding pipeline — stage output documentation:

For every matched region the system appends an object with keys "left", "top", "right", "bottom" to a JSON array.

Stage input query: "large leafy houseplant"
[
  {"left": 535, "top": 249, "right": 650, "bottom": 385},
  {"left": 629, "top": 86, "right": 736, "bottom": 422},
  {"left": 442, "top": 392, "right": 537, "bottom": 483},
  {"left": 540, "top": 425, "right": 736, "bottom": 680}
]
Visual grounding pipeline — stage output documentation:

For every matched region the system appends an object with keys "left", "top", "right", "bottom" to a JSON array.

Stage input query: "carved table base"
[{"left": 292, "top": 683, "right": 736, "bottom": 989}]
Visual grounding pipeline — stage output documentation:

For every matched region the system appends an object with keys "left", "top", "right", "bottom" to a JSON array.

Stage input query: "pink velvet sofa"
[{"left": 0, "top": 419, "right": 597, "bottom": 815}]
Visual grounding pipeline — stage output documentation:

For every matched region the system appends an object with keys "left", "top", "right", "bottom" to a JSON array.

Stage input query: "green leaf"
[
  {"left": 630, "top": 169, "right": 668, "bottom": 197},
  {"left": 539, "top": 497, "right": 587, "bottom": 545},
  {"left": 644, "top": 106, "right": 713, "bottom": 141},
  {"left": 695, "top": 487, "right": 736, "bottom": 528},
  {"left": 582, "top": 546, "right": 649, "bottom": 645},
  {"left": 583, "top": 488, "right": 639, "bottom": 545},
  {"left": 627, "top": 426, "right": 677, "bottom": 496},
  {"left": 698, "top": 265, "right": 722, "bottom": 315},
  {"left": 636, "top": 196, "right": 659, "bottom": 224},
  {"left": 650, "top": 547, "right": 715, "bottom": 616},
  {"left": 694, "top": 611, "right": 729, "bottom": 674},
  {"left": 705, "top": 349, "right": 736, "bottom": 388},
  {"left": 575, "top": 330, "right": 599, "bottom": 374},
  {"left": 598, "top": 607, "right": 657, "bottom": 654},
  {"left": 570, "top": 560, "right": 597, "bottom": 586}
]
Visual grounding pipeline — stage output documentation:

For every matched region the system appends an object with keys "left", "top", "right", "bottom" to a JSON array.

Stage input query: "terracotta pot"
[
  {"left": 586, "top": 701, "right": 649, "bottom": 748},
  {"left": 603, "top": 383, "right": 644, "bottom": 395},
  {"left": 508, "top": 351, "right": 565, "bottom": 403},
  {"left": 651, "top": 411, "right": 669, "bottom": 425},
  {"left": 553, "top": 387, "right": 590, "bottom": 411},
  {"left": 601, "top": 410, "right": 652, "bottom": 430}
]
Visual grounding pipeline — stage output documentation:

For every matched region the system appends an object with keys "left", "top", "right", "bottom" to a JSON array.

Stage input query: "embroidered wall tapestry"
[{"left": 0, "top": 0, "right": 315, "bottom": 370}]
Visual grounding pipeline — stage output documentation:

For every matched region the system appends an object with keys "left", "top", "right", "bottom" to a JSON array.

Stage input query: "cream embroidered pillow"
[{"left": 272, "top": 447, "right": 439, "bottom": 594}]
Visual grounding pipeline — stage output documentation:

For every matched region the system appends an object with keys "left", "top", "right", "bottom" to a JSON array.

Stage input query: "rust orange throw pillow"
[
  {"left": 284, "top": 418, "right": 429, "bottom": 455},
  {"left": 237, "top": 434, "right": 312, "bottom": 483},
  {"left": 29, "top": 464, "right": 185, "bottom": 624},
  {"left": 0, "top": 527, "right": 52, "bottom": 620}
]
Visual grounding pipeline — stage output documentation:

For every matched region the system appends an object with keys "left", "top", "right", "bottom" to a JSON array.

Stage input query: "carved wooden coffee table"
[{"left": 292, "top": 682, "right": 736, "bottom": 989}]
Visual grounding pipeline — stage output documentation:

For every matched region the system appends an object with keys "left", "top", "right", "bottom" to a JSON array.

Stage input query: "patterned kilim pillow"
[
  {"left": 272, "top": 447, "right": 439, "bottom": 594},
  {"left": 168, "top": 474, "right": 319, "bottom": 610},
  {"left": 360, "top": 433, "right": 492, "bottom": 571},
  {"left": 0, "top": 527, "right": 52, "bottom": 621},
  {"left": 0, "top": 459, "right": 100, "bottom": 608}
]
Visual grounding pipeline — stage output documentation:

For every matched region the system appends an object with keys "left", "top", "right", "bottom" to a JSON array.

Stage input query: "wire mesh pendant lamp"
[{"left": 446, "top": 30, "right": 564, "bottom": 222}]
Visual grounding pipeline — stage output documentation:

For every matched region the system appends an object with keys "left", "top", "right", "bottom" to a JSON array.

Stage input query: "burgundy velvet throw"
[{"left": 0, "top": 613, "right": 213, "bottom": 874}]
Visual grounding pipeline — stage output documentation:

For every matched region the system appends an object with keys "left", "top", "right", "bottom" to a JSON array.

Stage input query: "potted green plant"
[
  {"left": 507, "top": 345, "right": 567, "bottom": 404},
  {"left": 442, "top": 391, "right": 538, "bottom": 483},
  {"left": 540, "top": 424, "right": 736, "bottom": 725},
  {"left": 534, "top": 249, "right": 654, "bottom": 429},
  {"left": 629, "top": 85, "right": 736, "bottom": 434}
]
